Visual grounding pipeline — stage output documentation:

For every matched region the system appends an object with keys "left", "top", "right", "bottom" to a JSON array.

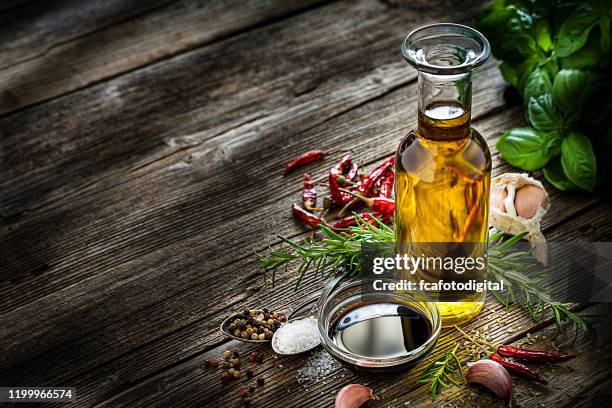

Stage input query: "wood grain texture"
[
  {"left": 95, "top": 204, "right": 612, "bottom": 408},
  {"left": 0, "top": 0, "right": 329, "bottom": 114},
  {"left": 1, "top": 0, "right": 610, "bottom": 407}
]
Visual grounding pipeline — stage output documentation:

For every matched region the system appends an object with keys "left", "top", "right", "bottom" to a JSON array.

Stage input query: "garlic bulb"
[
  {"left": 334, "top": 384, "right": 374, "bottom": 408},
  {"left": 490, "top": 173, "right": 549, "bottom": 265}
]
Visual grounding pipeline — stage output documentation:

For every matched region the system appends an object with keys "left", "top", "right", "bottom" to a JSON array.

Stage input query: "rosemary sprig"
[
  {"left": 487, "top": 231, "right": 592, "bottom": 331},
  {"left": 257, "top": 216, "right": 393, "bottom": 289},
  {"left": 257, "top": 215, "right": 591, "bottom": 329},
  {"left": 416, "top": 343, "right": 463, "bottom": 400}
]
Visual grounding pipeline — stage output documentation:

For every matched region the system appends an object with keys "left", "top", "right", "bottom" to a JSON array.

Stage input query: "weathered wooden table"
[{"left": 2, "top": 1, "right": 611, "bottom": 407}]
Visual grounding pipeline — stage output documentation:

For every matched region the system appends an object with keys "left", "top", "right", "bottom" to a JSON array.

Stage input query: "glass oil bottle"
[{"left": 395, "top": 24, "right": 491, "bottom": 326}]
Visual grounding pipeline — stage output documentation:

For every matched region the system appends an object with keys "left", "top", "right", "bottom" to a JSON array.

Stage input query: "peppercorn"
[
  {"left": 233, "top": 370, "right": 241, "bottom": 379},
  {"left": 249, "top": 386, "right": 256, "bottom": 393},
  {"left": 278, "top": 315, "right": 286, "bottom": 323},
  {"left": 204, "top": 360, "right": 211, "bottom": 368},
  {"left": 241, "top": 332, "right": 248, "bottom": 339},
  {"left": 256, "top": 354, "right": 264, "bottom": 363},
  {"left": 256, "top": 377, "right": 265, "bottom": 386},
  {"left": 221, "top": 362, "right": 229, "bottom": 369},
  {"left": 224, "top": 351, "right": 232, "bottom": 360},
  {"left": 248, "top": 353, "right": 257, "bottom": 363},
  {"left": 210, "top": 360, "right": 219, "bottom": 368},
  {"left": 243, "top": 309, "right": 250, "bottom": 317},
  {"left": 263, "top": 308, "right": 269, "bottom": 313},
  {"left": 233, "top": 351, "right": 240, "bottom": 358},
  {"left": 246, "top": 370, "right": 254, "bottom": 379},
  {"left": 265, "top": 332, "right": 273, "bottom": 340},
  {"left": 229, "top": 323, "right": 236, "bottom": 331},
  {"left": 221, "top": 371, "right": 231, "bottom": 384}
]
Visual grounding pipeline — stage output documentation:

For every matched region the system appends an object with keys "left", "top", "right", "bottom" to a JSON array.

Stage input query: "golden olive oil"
[{"left": 395, "top": 102, "right": 491, "bottom": 326}]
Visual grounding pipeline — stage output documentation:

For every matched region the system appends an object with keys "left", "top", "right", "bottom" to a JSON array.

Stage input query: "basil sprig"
[{"left": 476, "top": 0, "right": 611, "bottom": 192}]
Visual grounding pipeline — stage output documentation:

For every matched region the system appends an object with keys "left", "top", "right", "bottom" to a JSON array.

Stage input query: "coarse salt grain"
[
  {"left": 297, "top": 348, "right": 337, "bottom": 384},
  {"left": 273, "top": 316, "right": 320, "bottom": 354}
]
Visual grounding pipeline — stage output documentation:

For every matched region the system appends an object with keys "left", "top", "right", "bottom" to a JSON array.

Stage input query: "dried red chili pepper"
[
  {"left": 291, "top": 203, "right": 324, "bottom": 229},
  {"left": 357, "top": 156, "right": 395, "bottom": 197},
  {"left": 329, "top": 174, "right": 354, "bottom": 206},
  {"left": 332, "top": 212, "right": 380, "bottom": 229},
  {"left": 340, "top": 189, "right": 394, "bottom": 220},
  {"left": 364, "top": 197, "right": 394, "bottom": 219},
  {"left": 347, "top": 162, "right": 359, "bottom": 181},
  {"left": 490, "top": 353, "right": 548, "bottom": 384},
  {"left": 331, "top": 154, "right": 353, "bottom": 175},
  {"left": 284, "top": 150, "right": 324, "bottom": 176},
  {"left": 378, "top": 170, "right": 394, "bottom": 198},
  {"left": 329, "top": 155, "right": 355, "bottom": 205},
  {"left": 302, "top": 174, "right": 321, "bottom": 211},
  {"left": 497, "top": 345, "right": 575, "bottom": 363}
]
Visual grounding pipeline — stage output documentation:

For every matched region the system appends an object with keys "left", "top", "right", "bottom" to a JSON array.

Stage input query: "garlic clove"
[
  {"left": 515, "top": 184, "right": 547, "bottom": 219},
  {"left": 334, "top": 384, "right": 374, "bottom": 408},
  {"left": 466, "top": 359, "right": 513, "bottom": 403},
  {"left": 489, "top": 173, "right": 550, "bottom": 265},
  {"left": 491, "top": 185, "right": 507, "bottom": 212}
]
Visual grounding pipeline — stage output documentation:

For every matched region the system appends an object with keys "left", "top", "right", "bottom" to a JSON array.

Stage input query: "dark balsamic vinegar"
[{"left": 329, "top": 303, "right": 432, "bottom": 359}]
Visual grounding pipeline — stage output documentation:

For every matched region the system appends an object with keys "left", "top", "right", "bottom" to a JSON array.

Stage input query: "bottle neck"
[{"left": 417, "top": 71, "right": 472, "bottom": 141}]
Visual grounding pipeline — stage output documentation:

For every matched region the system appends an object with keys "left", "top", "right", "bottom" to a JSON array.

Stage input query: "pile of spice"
[
  {"left": 273, "top": 316, "right": 320, "bottom": 354},
  {"left": 284, "top": 150, "right": 395, "bottom": 230},
  {"left": 204, "top": 349, "right": 266, "bottom": 406},
  {"left": 229, "top": 308, "right": 286, "bottom": 341},
  {"left": 297, "top": 348, "right": 337, "bottom": 384}
]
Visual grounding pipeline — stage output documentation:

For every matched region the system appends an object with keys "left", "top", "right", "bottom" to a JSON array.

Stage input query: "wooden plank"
[
  {"left": 92, "top": 203, "right": 611, "bottom": 407},
  {"left": 0, "top": 0, "right": 329, "bottom": 114},
  {"left": 0, "top": 65, "right": 515, "bottom": 335},
  {"left": 0, "top": 66, "right": 596, "bottom": 316},
  {"left": 0, "top": 0, "right": 493, "bottom": 314},
  {"left": 1, "top": 193, "right": 608, "bottom": 406},
  {"left": 0, "top": 0, "right": 488, "bottom": 219},
  {"left": 0, "top": 68, "right": 600, "bottom": 371}
]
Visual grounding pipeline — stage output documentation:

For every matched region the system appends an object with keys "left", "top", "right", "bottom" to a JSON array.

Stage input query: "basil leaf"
[
  {"left": 523, "top": 67, "right": 552, "bottom": 105},
  {"left": 560, "top": 132, "right": 597, "bottom": 192},
  {"left": 554, "top": 5, "right": 598, "bottom": 57},
  {"left": 535, "top": 20, "right": 553, "bottom": 52},
  {"left": 497, "top": 128, "right": 559, "bottom": 171},
  {"left": 559, "top": 31, "right": 603, "bottom": 70},
  {"left": 528, "top": 94, "right": 564, "bottom": 133},
  {"left": 499, "top": 62, "right": 519, "bottom": 88},
  {"left": 543, "top": 157, "right": 578, "bottom": 191},
  {"left": 552, "top": 69, "right": 590, "bottom": 114},
  {"left": 517, "top": 55, "right": 544, "bottom": 92}
]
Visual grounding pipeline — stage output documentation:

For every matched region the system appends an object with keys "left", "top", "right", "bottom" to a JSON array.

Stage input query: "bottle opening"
[{"left": 401, "top": 23, "right": 490, "bottom": 75}]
